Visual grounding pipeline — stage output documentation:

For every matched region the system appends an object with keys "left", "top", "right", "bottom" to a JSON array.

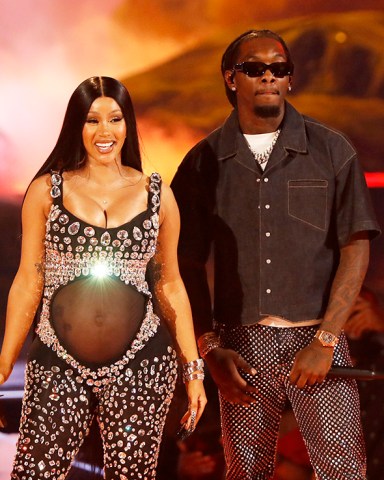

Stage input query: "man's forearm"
[{"left": 320, "top": 233, "right": 370, "bottom": 336}]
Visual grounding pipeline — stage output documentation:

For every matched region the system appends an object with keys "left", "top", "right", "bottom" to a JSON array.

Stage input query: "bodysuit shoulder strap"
[
  {"left": 49, "top": 170, "right": 63, "bottom": 204},
  {"left": 148, "top": 172, "right": 162, "bottom": 214}
]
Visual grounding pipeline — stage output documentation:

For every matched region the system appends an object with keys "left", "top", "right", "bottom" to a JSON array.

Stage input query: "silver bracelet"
[
  {"left": 183, "top": 371, "right": 205, "bottom": 383},
  {"left": 183, "top": 358, "right": 204, "bottom": 375},
  {"left": 182, "top": 358, "right": 204, "bottom": 383},
  {"left": 197, "top": 332, "right": 221, "bottom": 359}
]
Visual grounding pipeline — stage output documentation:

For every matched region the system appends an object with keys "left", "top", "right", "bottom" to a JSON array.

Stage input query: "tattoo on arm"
[
  {"left": 34, "top": 262, "right": 44, "bottom": 275},
  {"left": 326, "top": 238, "right": 369, "bottom": 326}
]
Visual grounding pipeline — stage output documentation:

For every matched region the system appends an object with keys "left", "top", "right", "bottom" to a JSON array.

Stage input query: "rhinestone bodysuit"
[
  {"left": 36, "top": 171, "right": 162, "bottom": 387},
  {"left": 12, "top": 171, "right": 179, "bottom": 479}
]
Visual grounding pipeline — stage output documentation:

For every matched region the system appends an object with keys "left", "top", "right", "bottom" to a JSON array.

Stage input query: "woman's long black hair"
[
  {"left": 31, "top": 77, "right": 142, "bottom": 478},
  {"left": 33, "top": 76, "right": 142, "bottom": 179}
]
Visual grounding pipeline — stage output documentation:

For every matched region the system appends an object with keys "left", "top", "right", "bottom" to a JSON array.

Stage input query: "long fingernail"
[{"left": 250, "top": 368, "right": 257, "bottom": 375}]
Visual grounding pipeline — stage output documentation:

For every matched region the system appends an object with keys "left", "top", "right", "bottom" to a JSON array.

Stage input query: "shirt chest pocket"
[{"left": 288, "top": 179, "right": 328, "bottom": 230}]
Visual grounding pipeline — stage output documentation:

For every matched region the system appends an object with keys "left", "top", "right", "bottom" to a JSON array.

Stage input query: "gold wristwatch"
[{"left": 314, "top": 330, "right": 339, "bottom": 348}]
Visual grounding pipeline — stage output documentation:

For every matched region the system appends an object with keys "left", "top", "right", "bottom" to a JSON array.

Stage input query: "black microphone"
[{"left": 327, "top": 367, "right": 384, "bottom": 381}]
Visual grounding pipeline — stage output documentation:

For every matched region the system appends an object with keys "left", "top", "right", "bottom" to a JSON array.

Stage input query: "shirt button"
[
  {"left": 256, "top": 178, "right": 261, "bottom": 183},
  {"left": 266, "top": 259, "right": 271, "bottom": 264},
  {"left": 266, "top": 289, "right": 271, "bottom": 294},
  {"left": 265, "top": 204, "right": 270, "bottom": 209},
  {"left": 263, "top": 178, "right": 269, "bottom": 182},
  {"left": 265, "top": 232, "right": 271, "bottom": 237}
]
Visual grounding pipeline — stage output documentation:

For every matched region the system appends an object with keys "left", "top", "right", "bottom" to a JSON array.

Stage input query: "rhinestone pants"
[
  {"left": 219, "top": 324, "right": 366, "bottom": 480},
  {"left": 12, "top": 323, "right": 178, "bottom": 480}
]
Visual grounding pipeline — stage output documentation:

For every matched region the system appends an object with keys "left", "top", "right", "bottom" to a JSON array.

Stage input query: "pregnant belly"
[{"left": 51, "top": 276, "right": 145, "bottom": 366}]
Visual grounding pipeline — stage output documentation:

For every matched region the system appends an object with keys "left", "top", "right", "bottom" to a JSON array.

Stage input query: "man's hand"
[
  {"left": 289, "top": 341, "right": 334, "bottom": 388},
  {"left": 205, "top": 347, "right": 258, "bottom": 405}
]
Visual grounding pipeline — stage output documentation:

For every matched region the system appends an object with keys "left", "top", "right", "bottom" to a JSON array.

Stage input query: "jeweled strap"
[
  {"left": 50, "top": 171, "right": 63, "bottom": 200},
  {"left": 148, "top": 172, "right": 162, "bottom": 214}
]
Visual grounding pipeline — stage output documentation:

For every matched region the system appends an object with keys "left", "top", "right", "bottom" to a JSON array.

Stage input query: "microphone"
[{"left": 327, "top": 367, "right": 384, "bottom": 381}]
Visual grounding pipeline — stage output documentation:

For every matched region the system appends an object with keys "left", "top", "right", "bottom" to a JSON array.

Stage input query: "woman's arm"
[
  {"left": 154, "top": 183, "right": 203, "bottom": 363},
  {"left": 153, "top": 182, "right": 207, "bottom": 428},
  {"left": 0, "top": 175, "right": 51, "bottom": 384}
]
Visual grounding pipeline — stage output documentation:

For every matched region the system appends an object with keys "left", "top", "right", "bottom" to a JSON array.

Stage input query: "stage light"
[{"left": 365, "top": 172, "right": 384, "bottom": 188}]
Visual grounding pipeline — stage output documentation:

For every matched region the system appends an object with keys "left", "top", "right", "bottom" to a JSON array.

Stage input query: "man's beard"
[{"left": 254, "top": 105, "right": 281, "bottom": 118}]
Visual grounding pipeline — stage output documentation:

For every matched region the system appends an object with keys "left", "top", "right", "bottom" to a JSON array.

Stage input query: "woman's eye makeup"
[{"left": 85, "top": 116, "right": 123, "bottom": 124}]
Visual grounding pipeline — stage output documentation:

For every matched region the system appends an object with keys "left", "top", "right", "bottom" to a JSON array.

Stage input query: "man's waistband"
[{"left": 258, "top": 316, "right": 321, "bottom": 328}]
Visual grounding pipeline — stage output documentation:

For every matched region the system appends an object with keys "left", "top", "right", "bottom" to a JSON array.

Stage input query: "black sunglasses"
[{"left": 233, "top": 61, "right": 294, "bottom": 78}]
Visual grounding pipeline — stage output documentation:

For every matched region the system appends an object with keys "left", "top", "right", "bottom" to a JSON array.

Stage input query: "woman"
[{"left": 0, "top": 76, "right": 206, "bottom": 479}]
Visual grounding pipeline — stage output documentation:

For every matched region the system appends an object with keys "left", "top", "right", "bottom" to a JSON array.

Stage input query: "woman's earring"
[
  {"left": 288, "top": 85, "right": 292, "bottom": 92},
  {"left": 231, "top": 87, "right": 237, "bottom": 91}
]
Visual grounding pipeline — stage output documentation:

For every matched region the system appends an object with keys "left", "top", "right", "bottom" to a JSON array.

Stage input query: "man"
[{"left": 171, "top": 29, "right": 381, "bottom": 479}]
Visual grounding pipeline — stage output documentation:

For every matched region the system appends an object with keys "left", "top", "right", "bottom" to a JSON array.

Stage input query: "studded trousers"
[
  {"left": 219, "top": 324, "right": 366, "bottom": 480},
  {"left": 11, "top": 323, "right": 178, "bottom": 480}
]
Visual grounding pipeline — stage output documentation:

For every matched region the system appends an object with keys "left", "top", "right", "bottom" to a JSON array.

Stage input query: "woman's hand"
[{"left": 180, "top": 379, "right": 207, "bottom": 431}]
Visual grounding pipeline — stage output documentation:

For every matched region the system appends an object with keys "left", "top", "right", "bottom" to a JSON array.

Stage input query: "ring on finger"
[{"left": 189, "top": 409, "right": 197, "bottom": 431}]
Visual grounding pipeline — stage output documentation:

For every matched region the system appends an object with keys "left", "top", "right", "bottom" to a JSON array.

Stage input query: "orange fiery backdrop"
[{"left": 0, "top": 0, "right": 383, "bottom": 197}]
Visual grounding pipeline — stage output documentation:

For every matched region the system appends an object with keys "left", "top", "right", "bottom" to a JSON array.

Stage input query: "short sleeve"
[{"left": 335, "top": 154, "right": 381, "bottom": 246}]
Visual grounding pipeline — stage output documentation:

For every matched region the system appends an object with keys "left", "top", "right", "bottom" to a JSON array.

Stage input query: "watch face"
[
  {"left": 321, "top": 332, "right": 334, "bottom": 344},
  {"left": 317, "top": 330, "right": 338, "bottom": 346}
]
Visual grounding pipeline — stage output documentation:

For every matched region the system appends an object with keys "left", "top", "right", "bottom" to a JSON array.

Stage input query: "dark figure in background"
[
  {"left": 157, "top": 368, "right": 225, "bottom": 480},
  {"left": 0, "top": 76, "right": 206, "bottom": 479},
  {"left": 171, "top": 29, "right": 381, "bottom": 479},
  {"left": 345, "top": 287, "right": 384, "bottom": 480}
]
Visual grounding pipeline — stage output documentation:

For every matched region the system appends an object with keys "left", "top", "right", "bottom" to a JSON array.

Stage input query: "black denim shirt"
[{"left": 171, "top": 102, "right": 381, "bottom": 335}]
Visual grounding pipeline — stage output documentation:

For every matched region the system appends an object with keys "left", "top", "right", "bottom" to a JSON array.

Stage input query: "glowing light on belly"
[{"left": 91, "top": 262, "right": 109, "bottom": 278}]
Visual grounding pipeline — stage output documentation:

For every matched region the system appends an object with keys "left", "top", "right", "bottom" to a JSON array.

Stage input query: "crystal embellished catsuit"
[{"left": 12, "top": 172, "right": 178, "bottom": 480}]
